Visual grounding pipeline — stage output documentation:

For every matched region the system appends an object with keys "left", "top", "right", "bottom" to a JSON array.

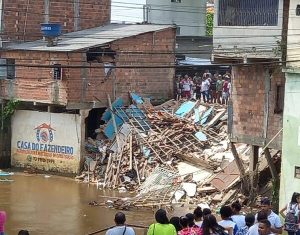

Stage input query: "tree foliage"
[{"left": 206, "top": 11, "right": 214, "bottom": 36}]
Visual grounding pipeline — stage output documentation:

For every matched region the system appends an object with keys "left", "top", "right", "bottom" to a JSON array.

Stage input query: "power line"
[{"left": 0, "top": 58, "right": 297, "bottom": 69}]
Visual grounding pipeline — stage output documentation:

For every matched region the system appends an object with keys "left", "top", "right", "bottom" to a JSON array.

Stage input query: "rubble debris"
[{"left": 78, "top": 93, "right": 254, "bottom": 210}]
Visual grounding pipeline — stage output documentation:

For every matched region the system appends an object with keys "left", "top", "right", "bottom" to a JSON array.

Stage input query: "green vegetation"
[
  {"left": 206, "top": 11, "right": 214, "bottom": 36},
  {"left": 0, "top": 99, "right": 20, "bottom": 129}
]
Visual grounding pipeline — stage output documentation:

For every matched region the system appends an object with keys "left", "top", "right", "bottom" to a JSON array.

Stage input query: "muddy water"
[{"left": 0, "top": 174, "right": 158, "bottom": 235}]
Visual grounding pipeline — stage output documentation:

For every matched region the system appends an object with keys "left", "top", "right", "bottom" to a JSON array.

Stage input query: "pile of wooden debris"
[{"left": 77, "top": 93, "right": 250, "bottom": 209}]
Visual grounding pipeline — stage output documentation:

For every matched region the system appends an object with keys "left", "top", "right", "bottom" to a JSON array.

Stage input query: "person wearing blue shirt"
[{"left": 218, "top": 206, "right": 238, "bottom": 235}]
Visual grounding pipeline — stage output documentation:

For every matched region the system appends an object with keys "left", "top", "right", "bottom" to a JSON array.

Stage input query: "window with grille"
[
  {"left": 0, "top": 59, "right": 15, "bottom": 79},
  {"left": 295, "top": 166, "right": 300, "bottom": 179},
  {"left": 218, "top": 0, "right": 279, "bottom": 26},
  {"left": 171, "top": 0, "right": 181, "bottom": 3},
  {"left": 274, "top": 84, "right": 284, "bottom": 114},
  {"left": 52, "top": 64, "right": 62, "bottom": 80}
]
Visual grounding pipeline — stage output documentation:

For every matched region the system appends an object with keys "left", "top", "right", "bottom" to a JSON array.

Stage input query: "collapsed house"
[
  {"left": 1, "top": 24, "right": 176, "bottom": 172},
  {"left": 79, "top": 93, "right": 280, "bottom": 210}
]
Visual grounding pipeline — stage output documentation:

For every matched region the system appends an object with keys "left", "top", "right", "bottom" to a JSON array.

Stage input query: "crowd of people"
[
  {"left": 106, "top": 193, "right": 300, "bottom": 235},
  {"left": 1, "top": 193, "right": 299, "bottom": 235},
  {"left": 176, "top": 70, "right": 232, "bottom": 105}
]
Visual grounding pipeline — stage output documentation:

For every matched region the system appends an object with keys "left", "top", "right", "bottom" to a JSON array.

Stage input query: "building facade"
[
  {"left": 212, "top": 0, "right": 288, "bottom": 195},
  {"left": 111, "top": 0, "right": 206, "bottom": 37},
  {"left": 0, "top": 0, "right": 111, "bottom": 43},
  {"left": 279, "top": 0, "right": 300, "bottom": 208},
  {"left": 0, "top": 24, "right": 175, "bottom": 173}
]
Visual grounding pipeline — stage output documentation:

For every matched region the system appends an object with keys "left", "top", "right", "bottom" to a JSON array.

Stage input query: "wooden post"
[
  {"left": 249, "top": 145, "right": 259, "bottom": 198},
  {"left": 264, "top": 148, "right": 279, "bottom": 182},
  {"left": 230, "top": 142, "right": 246, "bottom": 175},
  {"left": 230, "top": 142, "right": 249, "bottom": 195},
  {"left": 129, "top": 133, "right": 133, "bottom": 170},
  {"left": 107, "top": 94, "right": 120, "bottom": 149}
]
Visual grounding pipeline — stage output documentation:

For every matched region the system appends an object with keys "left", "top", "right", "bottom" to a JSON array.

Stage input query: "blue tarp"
[
  {"left": 101, "top": 98, "right": 123, "bottom": 123},
  {"left": 195, "top": 131, "right": 207, "bottom": 142},
  {"left": 130, "top": 93, "right": 144, "bottom": 104},
  {"left": 200, "top": 107, "right": 213, "bottom": 126},
  {"left": 175, "top": 101, "right": 197, "bottom": 118},
  {"left": 0, "top": 172, "right": 14, "bottom": 177},
  {"left": 103, "top": 114, "right": 124, "bottom": 140},
  {"left": 194, "top": 109, "right": 200, "bottom": 124}
]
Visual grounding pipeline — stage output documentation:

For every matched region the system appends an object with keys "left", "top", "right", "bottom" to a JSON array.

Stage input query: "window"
[
  {"left": 171, "top": 0, "right": 181, "bottom": 3},
  {"left": 274, "top": 84, "right": 284, "bottom": 114},
  {"left": 218, "top": 0, "right": 279, "bottom": 26},
  {"left": 296, "top": 5, "right": 300, "bottom": 16},
  {"left": 295, "top": 166, "right": 300, "bottom": 179},
  {"left": 52, "top": 64, "right": 62, "bottom": 80},
  {"left": 0, "top": 58, "right": 15, "bottom": 79},
  {"left": 176, "top": 27, "right": 181, "bottom": 35}
]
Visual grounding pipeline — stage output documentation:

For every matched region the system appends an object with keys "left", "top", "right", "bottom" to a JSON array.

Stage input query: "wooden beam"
[
  {"left": 264, "top": 148, "right": 279, "bottom": 181},
  {"left": 250, "top": 145, "right": 259, "bottom": 172},
  {"left": 230, "top": 142, "right": 249, "bottom": 195},
  {"left": 230, "top": 142, "right": 246, "bottom": 176},
  {"left": 248, "top": 145, "right": 260, "bottom": 200}
]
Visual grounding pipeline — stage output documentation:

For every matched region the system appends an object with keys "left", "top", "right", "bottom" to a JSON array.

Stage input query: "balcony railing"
[{"left": 218, "top": 0, "right": 279, "bottom": 26}]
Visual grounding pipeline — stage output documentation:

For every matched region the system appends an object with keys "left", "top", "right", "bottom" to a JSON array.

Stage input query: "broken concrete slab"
[{"left": 182, "top": 183, "right": 197, "bottom": 197}]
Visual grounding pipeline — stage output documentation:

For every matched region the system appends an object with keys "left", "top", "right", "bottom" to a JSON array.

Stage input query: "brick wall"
[
  {"left": 112, "top": 29, "right": 176, "bottom": 104},
  {"left": 67, "top": 28, "right": 176, "bottom": 105},
  {"left": 0, "top": 51, "right": 68, "bottom": 104},
  {"left": 0, "top": 28, "right": 176, "bottom": 107},
  {"left": 1, "top": 0, "right": 110, "bottom": 42},
  {"left": 231, "top": 65, "right": 284, "bottom": 150}
]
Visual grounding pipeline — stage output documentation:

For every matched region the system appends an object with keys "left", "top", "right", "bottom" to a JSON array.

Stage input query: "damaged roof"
[{"left": 6, "top": 24, "right": 174, "bottom": 52}]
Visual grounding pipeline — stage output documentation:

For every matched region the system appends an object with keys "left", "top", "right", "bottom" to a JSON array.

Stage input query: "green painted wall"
[{"left": 279, "top": 73, "right": 300, "bottom": 209}]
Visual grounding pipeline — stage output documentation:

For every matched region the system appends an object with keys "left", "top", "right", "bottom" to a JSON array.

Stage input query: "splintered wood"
[{"left": 82, "top": 97, "right": 231, "bottom": 209}]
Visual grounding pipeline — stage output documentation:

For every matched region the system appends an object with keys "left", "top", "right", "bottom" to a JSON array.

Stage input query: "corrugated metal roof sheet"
[{"left": 6, "top": 24, "right": 174, "bottom": 52}]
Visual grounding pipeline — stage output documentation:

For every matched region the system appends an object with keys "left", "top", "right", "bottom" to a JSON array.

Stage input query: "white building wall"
[
  {"left": 111, "top": 0, "right": 206, "bottom": 37},
  {"left": 111, "top": 0, "right": 146, "bottom": 23},
  {"left": 213, "top": 0, "right": 284, "bottom": 59},
  {"left": 11, "top": 110, "right": 82, "bottom": 174},
  {"left": 286, "top": 0, "right": 300, "bottom": 68}
]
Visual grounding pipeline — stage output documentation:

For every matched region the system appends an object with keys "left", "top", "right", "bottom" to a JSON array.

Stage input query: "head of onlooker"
[
  {"left": 170, "top": 216, "right": 182, "bottom": 232},
  {"left": 290, "top": 192, "right": 300, "bottom": 204},
  {"left": 202, "top": 214, "right": 223, "bottom": 235},
  {"left": 184, "top": 74, "right": 189, "bottom": 81},
  {"left": 205, "top": 73, "right": 210, "bottom": 80},
  {"left": 18, "top": 230, "right": 30, "bottom": 235},
  {"left": 260, "top": 198, "right": 272, "bottom": 215},
  {"left": 231, "top": 200, "right": 242, "bottom": 215},
  {"left": 155, "top": 209, "right": 169, "bottom": 224},
  {"left": 218, "top": 74, "right": 222, "bottom": 80},
  {"left": 203, "top": 208, "right": 212, "bottom": 217},
  {"left": 179, "top": 216, "right": 189, "bottom": 229},
  {"left": 245, "top": 214, "right": 255, "bottom": 228},
  {"left": 258, "top": 219, "right": 272, "bottom": 235},
  {"left": 257, "top": 211, "right": 268, "bottom": 222},
  {"left": 185, "top": 213, "right": 195, "bottom": 227},
  {"left": 220, "top": 205, "right": 233, "bottom": 220},
  {"left": 114, "top": 212, "right": 126, "bottom": 226},
  {"left": 194, "top": 206, "right": 203, "bottom": 222}
]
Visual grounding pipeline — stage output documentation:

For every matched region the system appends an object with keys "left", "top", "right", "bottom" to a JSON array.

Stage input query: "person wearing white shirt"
[
  {"left": 218, "top": 206, "right": 238, "bottom": 235},
  {"left": 231, "top": 201, "right": 246, "bottom": 229},
  {"left": 257, "top": 198, "right": 282, "bottom": 234},
  {"left": 194, "top": 206, "right": 203, "bottom": 227},
  {"left": 279, "top": 192, "right": 300, "bottom": 235},
  {"left": 247, "top": 211, "right": 268, "bottom": 235},
  {"left": 105, "top": 212, "right": 135, "bottom": 235},
  {"left": 258, "top": 219, "right": 276, "bottom": 235}
]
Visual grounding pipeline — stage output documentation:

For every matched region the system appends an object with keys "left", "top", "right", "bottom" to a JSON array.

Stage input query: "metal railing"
[{"left": 218, "top": 0, "right": 279, "bottom": 26}]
